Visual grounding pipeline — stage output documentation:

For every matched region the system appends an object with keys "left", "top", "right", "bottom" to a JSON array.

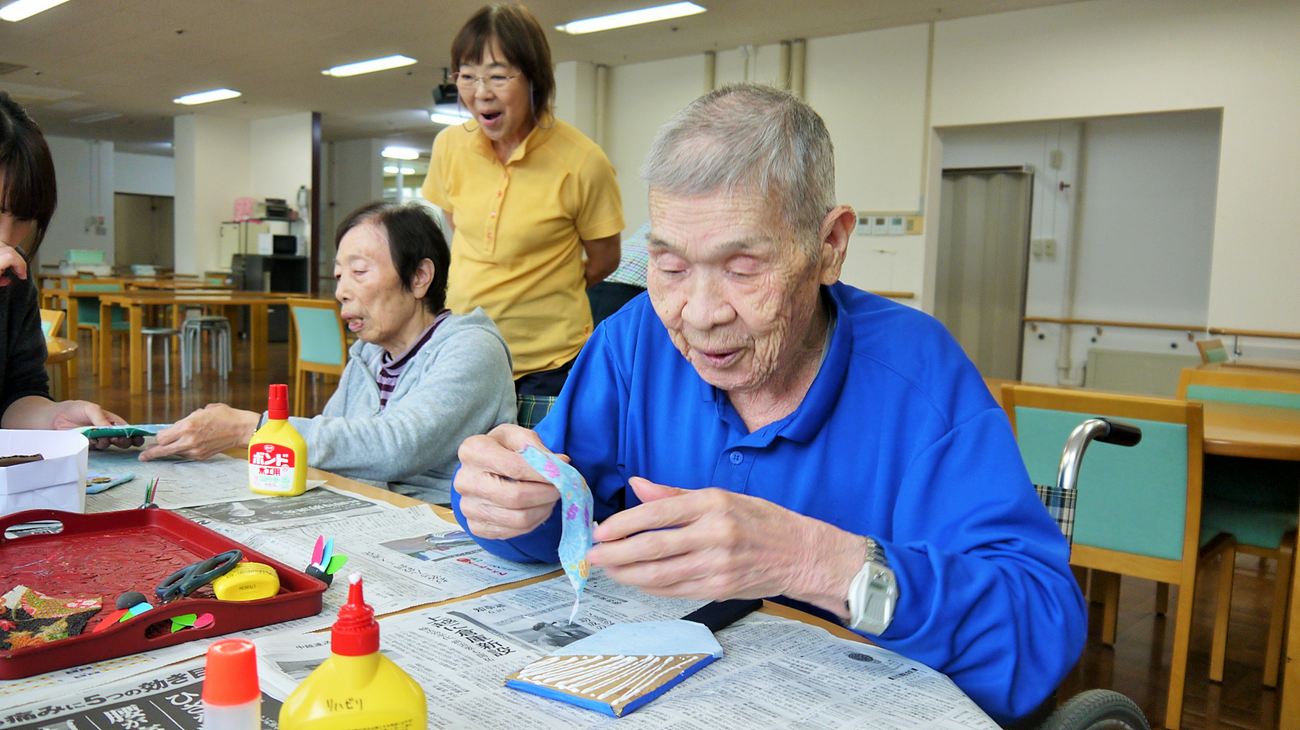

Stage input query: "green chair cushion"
[
  {"left": 1186, "top": 384, "right": 1300, "bottom": 410},
  {"left": 1016, "top": 407, "right": 1189, "bottom": 561},
  {"left": 291, "top": 307, "right": 345, "bottom": 367},
  {"left": 1201, "top": 496, "right": 1299, "bottom": 550}
]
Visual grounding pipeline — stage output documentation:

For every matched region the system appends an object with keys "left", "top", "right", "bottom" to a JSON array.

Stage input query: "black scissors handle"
[{"left": 156, "top": 550, "right": 243, "bottom": 602}]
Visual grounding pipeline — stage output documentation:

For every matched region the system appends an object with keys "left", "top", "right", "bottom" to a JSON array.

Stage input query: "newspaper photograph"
[
  {"left": 178, "top": 484, "right": 391, "bottom": 533},
  {"left": 257, "top": 572, "right": 1000, "bottom": 730}
]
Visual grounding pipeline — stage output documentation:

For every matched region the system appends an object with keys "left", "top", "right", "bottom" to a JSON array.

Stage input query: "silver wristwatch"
[{"left": 846, "top": 537, "right": 898, "bottom": 635}]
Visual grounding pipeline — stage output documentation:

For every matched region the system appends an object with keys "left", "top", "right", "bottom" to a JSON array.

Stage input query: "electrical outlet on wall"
[{"left": 1043, "top": 238, "right": 1057, "bottom": 259}]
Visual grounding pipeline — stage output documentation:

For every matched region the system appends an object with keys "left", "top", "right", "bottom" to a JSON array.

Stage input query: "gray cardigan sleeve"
[{"left": 288, "top": 325, "right": 514, "bottom": 484}]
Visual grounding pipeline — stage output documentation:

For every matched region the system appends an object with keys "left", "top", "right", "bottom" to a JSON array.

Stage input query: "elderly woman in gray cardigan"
[{"left": 142, "top": 202, "right": 516, "bottom": 505}]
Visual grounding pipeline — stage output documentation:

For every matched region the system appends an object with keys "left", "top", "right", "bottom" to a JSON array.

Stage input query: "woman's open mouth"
[{"left": 480, "top": 110, "right": 503, "bottom": 127}]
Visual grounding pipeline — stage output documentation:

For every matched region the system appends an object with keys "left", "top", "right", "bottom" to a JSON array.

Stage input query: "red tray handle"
[{"left": 0, "top": 508, "right": 127, "bottom": 542}]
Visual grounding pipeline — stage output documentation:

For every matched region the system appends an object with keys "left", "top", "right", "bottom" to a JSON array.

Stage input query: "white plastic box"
[{"left": 0, "top": 430, "right": 89, "bottom": 517}]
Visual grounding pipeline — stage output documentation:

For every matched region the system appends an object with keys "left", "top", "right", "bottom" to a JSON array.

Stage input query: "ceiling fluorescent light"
[
  {"left": 556, "top": 2, "right": 705, "bottom": 34},
  {"left": 323, "top": 55, "right": 417, "bottom": 78},
  {"left": 381, "top": 146, "right": 420, "bottom": 160},
  {"left": 430, "top": 112, "right": 469, "bottom": 126},
  {"left": 0, "top": 0, "right": 71, "bottom": 22},
  {"left": 71, "top": 112, "right": 122, "bottom": 124},
  {"left": 383, "top": 166, "right": 416, "bottom": 175},
  {"left": 173, "top": 88, "right": 241, "bottom": 105}
]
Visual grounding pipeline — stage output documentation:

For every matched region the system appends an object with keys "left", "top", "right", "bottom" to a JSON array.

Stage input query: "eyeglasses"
[{"left": 453, "top": 72, "right": 519, "bottom": 91}]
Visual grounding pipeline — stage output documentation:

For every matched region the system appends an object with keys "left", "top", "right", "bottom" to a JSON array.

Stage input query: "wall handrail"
[
  {"left": 1023, "top": 317, "right": 1203, "bottom": 332},
  {"left": 1208, "top": 327, "right": 1300, "bottom": 341},
  {"left": 1022, "top": 317, "right": 1300, "bottom": 342}
]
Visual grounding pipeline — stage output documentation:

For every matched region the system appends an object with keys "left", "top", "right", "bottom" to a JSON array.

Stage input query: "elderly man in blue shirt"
[{"left": 452, "top": 83, "right": 1086, "bottom": 725}]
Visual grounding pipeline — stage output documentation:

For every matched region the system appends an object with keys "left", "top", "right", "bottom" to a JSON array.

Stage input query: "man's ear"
[
  {"left": 817, "top": 205, "right": 856, "bottom": 286},
  {"left": 411, "top": 258, "right": 435, "bottom": 300}
]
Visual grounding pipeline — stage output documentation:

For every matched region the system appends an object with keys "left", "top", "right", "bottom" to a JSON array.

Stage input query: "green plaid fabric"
[
  {"left": 1034, "top": 483, "right": 1077, "bottom": 546},
  {"left": 516, "top": 394, "right": 558, "bottom": 430}
]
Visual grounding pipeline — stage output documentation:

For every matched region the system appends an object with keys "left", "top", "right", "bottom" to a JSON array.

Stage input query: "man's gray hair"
[{"left": 641, "top": 83, "right": 836, "bottom": 254}]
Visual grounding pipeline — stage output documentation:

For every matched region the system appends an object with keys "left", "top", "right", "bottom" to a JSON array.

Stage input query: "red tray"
[{"left": 0, "top": 508, "right": 326, "bottom": 679}]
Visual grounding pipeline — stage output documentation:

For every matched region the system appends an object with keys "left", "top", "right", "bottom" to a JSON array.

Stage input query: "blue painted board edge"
[{"left": 505, "top": 654, "right": 717, "bottom": 717}]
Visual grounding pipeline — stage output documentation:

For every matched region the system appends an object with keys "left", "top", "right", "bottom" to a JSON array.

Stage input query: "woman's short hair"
[
  {"left": 451, "top": 4, "right": 555, "bottom": 121},
  {"left": 0, "top": 92, "right": 58, "bottom": 257},
  {"left": 335, "top": 202, "right": 451, "bottom": 314}
]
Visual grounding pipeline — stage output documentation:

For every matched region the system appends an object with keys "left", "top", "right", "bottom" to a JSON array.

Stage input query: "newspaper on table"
[
  {"left": 0, "top": 642, "right": 202, "bottom": 709},
  {"left": 0, "top": 658, "right": 285, "bottom": 730},
  {"left": 257, "top": 572, "right": 1000, "bottom": 730},
  {"left": 86, "top": 450, "right": 332, "bottom": 511},
  {"left": 1, "top": 449, "right": 556, "bottom": 703}
]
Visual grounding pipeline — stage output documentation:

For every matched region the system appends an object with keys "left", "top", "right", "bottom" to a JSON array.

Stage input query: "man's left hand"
[
  {"left": 49, "top": 401, "right": 144, "bottom": 450},
  {"left": 587, "top": 477, "right": 867, "bottom": 619}
]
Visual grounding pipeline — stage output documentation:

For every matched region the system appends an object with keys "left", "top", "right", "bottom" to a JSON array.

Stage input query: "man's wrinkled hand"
[
  {"left": 454, "top": 424, "right": 564, "bottom": 540},
  {"left": 587, "top": 477, "right": 865, "bottom": 617},
  {"left": 139, "top": 404, "right": 258, "bottom": 462}
]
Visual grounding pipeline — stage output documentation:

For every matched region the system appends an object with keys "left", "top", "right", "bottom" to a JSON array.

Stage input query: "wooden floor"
[{"left": 59, "top": 335, "right": 1287, "bottom": 730}]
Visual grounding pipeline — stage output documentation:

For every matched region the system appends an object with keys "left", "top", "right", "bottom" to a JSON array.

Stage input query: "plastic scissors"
[{"left": 156, "top": 550, "right": 243, "bottom": 603}]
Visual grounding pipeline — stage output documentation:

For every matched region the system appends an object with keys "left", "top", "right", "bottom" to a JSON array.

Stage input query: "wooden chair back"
[
  {"left": 1177, "top": 366, "right": 1300, "bottom": 410},
  {"left": 288, "top": 299, "right": 349, "bottom": 417},
  {"left": 39, "top": 308, "right": 65, "bottom": 340},
  {"left": 1196, "top": 338, "right": 1229, "bottom": 364},
  {"left": 1002, "top": 383, "right": 1202, "bottom": 729}
]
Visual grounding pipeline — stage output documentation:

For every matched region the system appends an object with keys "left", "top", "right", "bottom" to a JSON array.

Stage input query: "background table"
[
  {"left": 98, "top": 291, "right": 308, "bottom": 393},
  {"left": 1197, "top": 401, "right": 1300, "bottom": 729}
]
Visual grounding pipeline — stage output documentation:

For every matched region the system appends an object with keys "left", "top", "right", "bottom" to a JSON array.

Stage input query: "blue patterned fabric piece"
[{"left": 519, "top": 445, "right": 594, "bottom": 622}]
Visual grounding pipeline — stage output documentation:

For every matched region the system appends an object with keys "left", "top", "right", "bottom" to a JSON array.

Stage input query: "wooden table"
[
  {"left": 124, "top": 279, "right": 233, "bottom": 291},
  {"left": 98, "top": 290, "right": 308, "bottom": 393},
  {"left": 1195, "top": 400, "right": 1300, "bottom": 729}
]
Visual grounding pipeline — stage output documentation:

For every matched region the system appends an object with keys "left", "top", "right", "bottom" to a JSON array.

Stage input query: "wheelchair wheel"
[{"left": 1038, "top": 690, "right": 1150, "bottom": 730}]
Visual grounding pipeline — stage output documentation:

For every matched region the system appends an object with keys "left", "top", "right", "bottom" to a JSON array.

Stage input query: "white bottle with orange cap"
[
  {"left": 249, "top": 383, "right": 308, "bottom": 497},
  {"left": 203, "top": 639, "right": 261, "bottom": 730}
]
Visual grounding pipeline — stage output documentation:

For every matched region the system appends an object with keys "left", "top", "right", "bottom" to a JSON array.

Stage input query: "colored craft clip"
[{"left": 305, "top": 535, "right": 349, "bottom": 586}]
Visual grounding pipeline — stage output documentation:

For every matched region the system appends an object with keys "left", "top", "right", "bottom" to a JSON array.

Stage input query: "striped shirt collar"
[{"left": 377, "top": 310, "right": 450, "bottom": 409}]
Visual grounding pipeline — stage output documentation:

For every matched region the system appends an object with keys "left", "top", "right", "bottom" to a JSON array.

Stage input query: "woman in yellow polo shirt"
[{"left": 423, "top": 4, "right": 624, "bottom": 410}]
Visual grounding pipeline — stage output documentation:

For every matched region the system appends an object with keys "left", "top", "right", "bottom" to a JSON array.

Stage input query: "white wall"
[
  {"left": 1073, "top": 110, "right": 1220, "bottom": 324},
  {"left": 113, "top": 152, "right": 174, "bottom": 197},
  {"left": 249, "top": 112, "right": 313, "bottom": 204},
  {"left": 928, "top": 0, "right": 1300, "bottom": 334},
  {"left": 173, "top": 114, "right": 250, "bottom": 275},
  {"left": 605, "top": 54, "right": 707, "bottom": 235},
  {"left": 939, "top": 111, "right": 1224, "bottom": 383},
  {"left": 806, "top": 26, "right": 930, "bottom": 300},
  {"left": 41, "top": 136, "right": 114, "bottom": 267},
  {"left": 554, "top": 61, "right": 597, "bottom": 140}
]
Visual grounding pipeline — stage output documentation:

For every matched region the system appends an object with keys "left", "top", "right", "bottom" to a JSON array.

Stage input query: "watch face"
[{"left": 849, "top": 562, "right": 898, "bottom": 635}]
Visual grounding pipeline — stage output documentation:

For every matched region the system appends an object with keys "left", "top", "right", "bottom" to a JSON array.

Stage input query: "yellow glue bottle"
[
  {"left": 279, "top": 573, "right": 427, "bottom": 730},
  {"left": 249, "top": 383, "right": 307, "bottom": 497}
]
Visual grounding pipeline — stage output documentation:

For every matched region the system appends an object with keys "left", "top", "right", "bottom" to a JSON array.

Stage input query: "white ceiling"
[{"left": 0, "top": 0, "right": 1086, "bottom": 155}]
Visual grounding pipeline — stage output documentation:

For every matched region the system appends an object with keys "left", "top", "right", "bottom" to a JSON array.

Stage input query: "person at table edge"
[
  {"left": 422, "top": 3, "right": 624, "bottom": 400},
  {"left": 142, "top": 202, "right": 516, "bottom": 505},
  {"left": 0, "top": 92, "right": 141, "bottom": 449},
  {"left": 452, "top": 84, "right": 1086, "bottom": 724}
]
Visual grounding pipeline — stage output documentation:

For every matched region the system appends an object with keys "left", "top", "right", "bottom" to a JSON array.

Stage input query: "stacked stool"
[
  {"left": 181, "top": 315, "right": 232, "bottom": 387},
  {"left": 141, "top": 326, "right": 181, "bottom": 389}
]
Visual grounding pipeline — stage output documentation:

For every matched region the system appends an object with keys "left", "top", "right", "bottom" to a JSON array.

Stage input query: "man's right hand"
[{"left": 454, "top": 424, "right": 563, "bottom": 540}]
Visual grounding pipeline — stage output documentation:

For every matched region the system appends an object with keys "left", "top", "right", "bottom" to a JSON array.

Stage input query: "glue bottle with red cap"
[
  {"left": 249, "top": 383, "right": 308, "bottom": 497},
  {"left": 203, "top": 639, "right": 261, "bottom": 730},
  {"left": 279, "top": 573, "right": 427, "bottom": 730}
]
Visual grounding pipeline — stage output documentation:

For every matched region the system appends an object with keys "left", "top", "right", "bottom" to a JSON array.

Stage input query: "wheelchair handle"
[{"left": 1056, "top": 418, "right": 1142, "bottom": 493}]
